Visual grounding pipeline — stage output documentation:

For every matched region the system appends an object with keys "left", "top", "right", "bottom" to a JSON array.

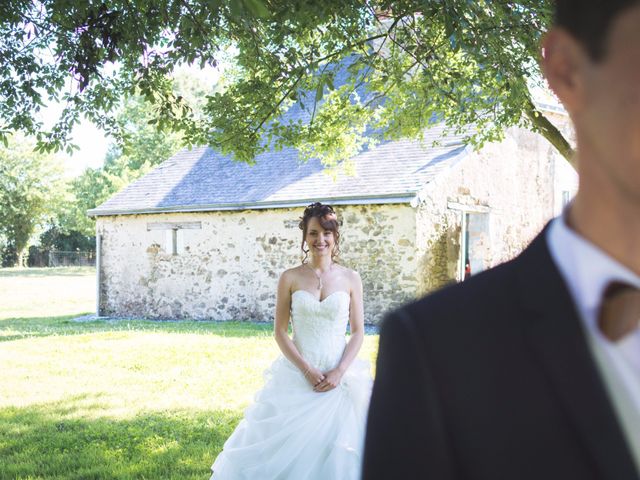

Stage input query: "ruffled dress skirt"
[{"left": 210, "top": 355, "right": 372, "bottom": 480}]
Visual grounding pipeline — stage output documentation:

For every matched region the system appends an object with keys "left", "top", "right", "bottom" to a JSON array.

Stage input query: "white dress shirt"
[{"left": 546, "top": 214, "right": 640, "bottom": 468}]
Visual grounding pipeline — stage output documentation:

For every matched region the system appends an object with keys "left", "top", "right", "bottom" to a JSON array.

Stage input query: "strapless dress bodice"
[{"left": 290, "top": 290, "right": 351, "bottom": 372}]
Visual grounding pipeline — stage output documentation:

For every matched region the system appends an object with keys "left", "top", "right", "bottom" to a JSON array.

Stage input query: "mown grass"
[
  {"left": 0, "top": 266, "right": 96, "bottom": 320},
  {"left": 0, "top": 267, "right": 379, "bottom": 479}
]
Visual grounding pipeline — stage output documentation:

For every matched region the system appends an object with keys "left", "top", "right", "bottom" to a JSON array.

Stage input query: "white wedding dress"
[{"left": 210, "top": 290, "right": 373, "bottom": 480}]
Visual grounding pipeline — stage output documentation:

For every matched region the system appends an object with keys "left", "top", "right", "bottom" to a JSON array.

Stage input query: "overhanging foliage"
[{"left": 0, "top": 1, "right": 574, "bottom": 165}]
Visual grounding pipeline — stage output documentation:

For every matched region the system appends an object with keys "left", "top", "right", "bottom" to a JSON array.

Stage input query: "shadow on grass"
[
  {"left": 0, "top": 394, "right": 240, "bottom": 480},
  {"left": 0, "top": 267, "right": 95, "bottom": 278},
  {"left": 0, "top": 314, "right": 275, "bottom": 343}
]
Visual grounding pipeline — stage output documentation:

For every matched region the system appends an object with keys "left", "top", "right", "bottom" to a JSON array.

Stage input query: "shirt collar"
[{"left": 546, "top": 208, "right": 640, "bottom": 331}]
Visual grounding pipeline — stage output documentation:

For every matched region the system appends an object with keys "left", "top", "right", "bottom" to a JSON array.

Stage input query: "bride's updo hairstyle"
[{"left": 299, "top": 202, "right": 340, "bottom": 263}]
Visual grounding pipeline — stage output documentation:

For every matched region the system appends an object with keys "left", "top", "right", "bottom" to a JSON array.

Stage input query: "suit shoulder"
[
  {"left": 387, "top": 256, "right": 521, "bottom": 334},
  {"left": 382, "top": 229, "right": 553, "bottom": 336}
]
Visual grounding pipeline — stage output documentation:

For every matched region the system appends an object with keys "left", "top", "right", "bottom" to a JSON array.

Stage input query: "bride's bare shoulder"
[
  {"left": 279, "top": 265, "right": 305, "bottom": 281},
  {"left": 277, "top": 266, "right": 304, "bottom": 295},
  {"left": 337, "top": 265, "right": 362, "bottom": 289},
  {"left": 334, "top": 263, "right": 359, "bottom": 276}
]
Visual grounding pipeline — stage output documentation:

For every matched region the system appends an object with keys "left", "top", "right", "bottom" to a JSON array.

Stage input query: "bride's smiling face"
[{"left": 305, "top": 216, "right": 335, "bottom": 258}]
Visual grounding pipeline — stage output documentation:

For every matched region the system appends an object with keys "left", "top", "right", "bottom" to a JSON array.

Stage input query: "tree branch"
[{"left": 523, "top": 97, "right": 575, "bottom": 166}]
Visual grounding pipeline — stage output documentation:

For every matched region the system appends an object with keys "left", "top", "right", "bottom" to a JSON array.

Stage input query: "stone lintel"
[{"left": 147, "top": 221, "right": 202, "bottom": 231}]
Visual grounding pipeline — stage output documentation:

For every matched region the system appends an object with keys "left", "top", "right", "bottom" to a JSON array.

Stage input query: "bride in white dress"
[{"left": 210, "top": 202, "right": 373, "bottom": 480}]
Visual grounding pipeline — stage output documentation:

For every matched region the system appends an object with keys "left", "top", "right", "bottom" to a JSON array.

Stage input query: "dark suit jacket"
[{"left": 362, "top": 229, "right": 639, "bottom": 480}]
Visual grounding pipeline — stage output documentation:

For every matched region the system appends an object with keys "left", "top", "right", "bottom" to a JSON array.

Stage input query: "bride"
[{"left": 210, "top": 202, "right": 372, "bottom": 480}]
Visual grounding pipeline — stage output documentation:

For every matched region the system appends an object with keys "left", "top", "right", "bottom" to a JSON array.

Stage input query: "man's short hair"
[{"left": 554, "top": 0, "right": 640, "bottom": 60}]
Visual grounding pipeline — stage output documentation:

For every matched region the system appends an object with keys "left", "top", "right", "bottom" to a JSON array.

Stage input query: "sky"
[
  {"left": 39, "top": 100, "right": 111, "bottom": 178},
  {"left": 62, "top": 121, "right": 110, "bottom": 177}
]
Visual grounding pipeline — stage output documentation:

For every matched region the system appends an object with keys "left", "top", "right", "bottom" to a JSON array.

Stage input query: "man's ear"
[{"left": 541, "top": 28, "right": 589, "bottom": 114}]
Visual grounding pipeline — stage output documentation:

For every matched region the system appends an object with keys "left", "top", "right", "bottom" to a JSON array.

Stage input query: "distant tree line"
[{"left": 0, "top": 94, "right": 184, "bottom": 267}]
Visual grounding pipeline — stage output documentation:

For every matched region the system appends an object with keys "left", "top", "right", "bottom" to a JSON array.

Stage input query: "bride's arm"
[
  {"left": 273, "top": 270, "right": 325, "bottom": 385},
  {"left": 339, "top": 270, "right": 365, "bottom": 371},
  {"left": 315, "top": 271, "right": 365, "bottom": 392}
]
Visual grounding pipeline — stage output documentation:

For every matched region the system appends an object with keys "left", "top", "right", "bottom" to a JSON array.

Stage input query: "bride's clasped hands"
[{"left": 306, "top": 365, "right": 344, "bottom": 392}]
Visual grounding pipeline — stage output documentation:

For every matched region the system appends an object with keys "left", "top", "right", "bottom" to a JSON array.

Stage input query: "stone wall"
[
  {"left": 97, "top": 204, "right": 417, "bottom": 324},
  {"left": 414, "top": 127, "right": 576, "bottom": 295},
  {"left": 340, "top": 204, "right": 417, "bottom": 320}
]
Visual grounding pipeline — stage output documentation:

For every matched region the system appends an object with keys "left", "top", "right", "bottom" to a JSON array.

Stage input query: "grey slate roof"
[{"left": 88, "top": 123, "right": 470, "bottom": 217}]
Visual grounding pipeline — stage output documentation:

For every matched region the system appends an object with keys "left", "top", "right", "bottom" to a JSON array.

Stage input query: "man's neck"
[{"left": 569, "top": 191, "right": 640, "bottom": 276}]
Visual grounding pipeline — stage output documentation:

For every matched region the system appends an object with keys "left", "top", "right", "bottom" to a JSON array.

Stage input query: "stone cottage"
[{"left": 88, "top": 121, "right": 577, "bottom": 324}]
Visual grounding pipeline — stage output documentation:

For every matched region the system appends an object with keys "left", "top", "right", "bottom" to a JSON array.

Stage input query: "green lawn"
[{"left": 0, "top": 267, "right": 379, "bottom": 479}]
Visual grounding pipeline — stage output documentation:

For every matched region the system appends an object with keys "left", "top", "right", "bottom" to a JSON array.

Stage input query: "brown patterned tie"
[{"left": 597, "top": 282, "right": 640, "bottom": 342}]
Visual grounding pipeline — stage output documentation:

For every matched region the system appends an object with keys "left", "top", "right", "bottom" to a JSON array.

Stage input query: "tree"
[
  {"left": 39, "top": 224, "right": 94, "bottom": 253},
  {"left": 0, "top": 136, "right": 64, "bottom": 266},
  {"left": 57, "top": 93, "right": 184, "bottom": 236},
  {"left": 1, "top": 1, "right": 572, "bottom": 167}
]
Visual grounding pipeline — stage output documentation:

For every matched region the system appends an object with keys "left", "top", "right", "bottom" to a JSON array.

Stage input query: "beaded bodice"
[{"left": 290, "top": 290, "right": 350, "bottom": 371}]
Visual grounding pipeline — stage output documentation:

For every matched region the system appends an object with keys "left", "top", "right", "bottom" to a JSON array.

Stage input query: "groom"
[{"left": 363, "top": 1, "right": 640, "bottom": 479}]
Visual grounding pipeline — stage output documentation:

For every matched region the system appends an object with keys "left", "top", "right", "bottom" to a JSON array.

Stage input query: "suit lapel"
[{"left": 516, "top": 228, "right": 638, "bottom": 480}]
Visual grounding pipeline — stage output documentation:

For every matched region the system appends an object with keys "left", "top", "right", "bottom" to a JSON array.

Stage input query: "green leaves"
[
  {"left": 243, "top": 0, "right": 270, "bottom": 18},
  {"left": 0, "top": 0, "right": 566, "bottom": 166},
  {"left": 58, "top": 93, "right": 185, "bottom": 237}
]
